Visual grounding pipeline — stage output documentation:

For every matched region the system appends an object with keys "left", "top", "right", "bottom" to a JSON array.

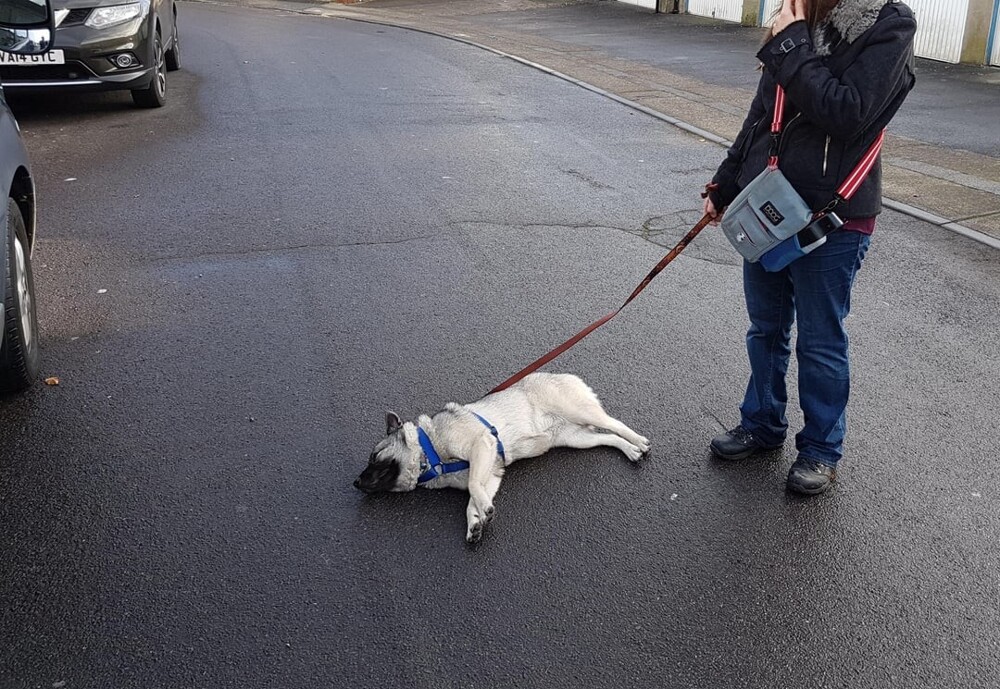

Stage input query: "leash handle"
[{"left": 489, "top": 213, "right": 712, "bottom": 395}]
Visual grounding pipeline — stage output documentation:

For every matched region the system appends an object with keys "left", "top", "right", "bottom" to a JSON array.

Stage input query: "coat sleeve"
[
  {"left": 757, "top": 11, "right": 917, "bottom": 140},
  {"left": 710, "top": 80, "right": 767, "bottom": 210}
]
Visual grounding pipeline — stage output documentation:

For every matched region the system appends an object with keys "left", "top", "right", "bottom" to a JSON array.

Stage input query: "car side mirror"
[{"left": 0, "top": 0, "right": 55, "bottom": 55}]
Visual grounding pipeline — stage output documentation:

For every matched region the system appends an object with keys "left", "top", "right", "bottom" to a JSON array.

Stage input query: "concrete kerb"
[
  {"left": 294, "top": 4, "right": 1000, "bottom": 251},
  {"left": 883, "top": 199, "right": 1000, "bottom": 251}
]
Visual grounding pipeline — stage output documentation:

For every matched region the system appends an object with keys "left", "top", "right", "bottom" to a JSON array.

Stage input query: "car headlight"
[{"left": 85, "top": 2, "right": 146, "bottom": 30}]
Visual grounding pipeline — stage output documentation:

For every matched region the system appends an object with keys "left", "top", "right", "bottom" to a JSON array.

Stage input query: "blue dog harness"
[{"left": 416, "top": 412, "right": 506, "bottom": 485}]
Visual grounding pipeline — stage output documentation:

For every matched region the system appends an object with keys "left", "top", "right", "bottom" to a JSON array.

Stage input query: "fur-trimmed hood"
[{"left": 813, "top": 0, "right": 895, "bottom": 56}]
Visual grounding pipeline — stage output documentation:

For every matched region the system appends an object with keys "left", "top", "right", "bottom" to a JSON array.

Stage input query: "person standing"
[{"left": 704, "top": 0, "right": 916, "bottom": 494}]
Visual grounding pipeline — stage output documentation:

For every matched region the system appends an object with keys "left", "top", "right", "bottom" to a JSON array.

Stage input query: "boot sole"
[
  {"left": 710, "top": 442, "right": 783, "bottom": 461},
  {"left": 786, "top": 478, "right": 835, "bottom": 495}
]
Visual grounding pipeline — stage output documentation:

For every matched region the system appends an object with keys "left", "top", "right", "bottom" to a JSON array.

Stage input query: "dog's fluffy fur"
[{"left": 355, "top": 372, "right": 650, "bottom": 542}]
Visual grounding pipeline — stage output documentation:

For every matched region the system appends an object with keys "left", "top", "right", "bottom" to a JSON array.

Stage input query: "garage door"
[
  {"left": 687, "top": 0, "right": 744, "bottom": 24},
  {"left": 907, "top": 0, "right": 969, "bottom": 63}
]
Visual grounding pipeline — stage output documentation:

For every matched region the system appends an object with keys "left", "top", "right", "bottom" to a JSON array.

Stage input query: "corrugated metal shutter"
[
  {"left": 990, "top": 0, "right": 1000, "bottom": 66},
  {"left": 616, "top": 0, "right": 657, "bottom": 10},
  {"left": 907, "top": 0, "right": 969, "bottom": 63},
  {"left": 687, "top": 0, "right": 743, "bottom": 23}
]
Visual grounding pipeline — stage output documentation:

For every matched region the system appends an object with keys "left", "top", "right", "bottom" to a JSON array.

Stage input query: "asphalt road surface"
[{"left": 2, "top": 3, "right": 999, "bottom": 687}]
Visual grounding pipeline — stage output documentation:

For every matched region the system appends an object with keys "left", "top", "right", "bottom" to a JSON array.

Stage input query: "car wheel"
[
  {"left": 131, "top": 30, "right": 167, "bottom": 108},
  {"left": 0, "top": 199, "right": 41, "bottom": 392},
  {"left": 165, "top": 17, "right": 181, "bottom": 72}
]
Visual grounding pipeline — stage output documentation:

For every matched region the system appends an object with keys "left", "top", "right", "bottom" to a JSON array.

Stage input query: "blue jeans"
[{"left": 740, "top": 230, "right": 871, "bottom": 467}]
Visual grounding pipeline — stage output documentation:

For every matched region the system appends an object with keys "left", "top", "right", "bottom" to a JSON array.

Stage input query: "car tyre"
[
  {"left": 165, "top": 18, "right": 181, "bottom": 72},
  {"left": 132, "top": 31, "right": 167, "bottom": 108},
  {"left": 0, "top": 199, "right": 41, "bottom": 392}
]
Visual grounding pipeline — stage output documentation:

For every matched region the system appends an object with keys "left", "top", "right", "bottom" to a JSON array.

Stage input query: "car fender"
[{"left": 0, "top": 90, "right": 38, "bottom": 315}]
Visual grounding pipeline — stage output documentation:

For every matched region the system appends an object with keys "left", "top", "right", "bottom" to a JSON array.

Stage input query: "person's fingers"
[{"left": 704, "top": 197, "right": 723, "bottom": 225}]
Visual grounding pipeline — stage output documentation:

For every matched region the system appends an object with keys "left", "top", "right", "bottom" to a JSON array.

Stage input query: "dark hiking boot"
[
  {"left": 786, "top": 457, "right": 837, "bottom": 495},
  {"left": 710, "top": 425, "right": 783, "bottom": 461}
]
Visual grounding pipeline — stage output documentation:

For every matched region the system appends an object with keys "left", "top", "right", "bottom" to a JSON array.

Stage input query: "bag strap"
[
  {"left": 767, "top": 86, "right": 787, "bottom": 169},
  {"left": 768, "top": 85, "right": 884, "bottom": 211}
]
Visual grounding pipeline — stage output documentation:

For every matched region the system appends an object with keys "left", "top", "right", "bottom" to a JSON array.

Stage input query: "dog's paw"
[
  {"left": 624, "top": 444, "right": 645, "bottom": 463},
  {"left": 636, "top": 435, "right": 651, "bottom": 454},
  {"left": 466, "top": 520, "right": 484, "bottom": 544},
  {"left": 483, "top": 504, "right": 496, "bottom": 524}
]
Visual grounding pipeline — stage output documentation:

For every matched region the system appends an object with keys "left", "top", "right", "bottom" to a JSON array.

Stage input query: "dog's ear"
[{"left": 386, "top": 411, "right": 403, "bottom": 436}]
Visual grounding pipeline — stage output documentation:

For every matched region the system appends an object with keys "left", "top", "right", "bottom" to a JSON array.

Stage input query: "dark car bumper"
[{"left": 0, "top": 14, "right": 154, "bottom": 92}]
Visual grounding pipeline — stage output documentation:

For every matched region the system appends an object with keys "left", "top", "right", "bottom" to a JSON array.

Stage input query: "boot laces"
[{"left": 730, "top": 425, "right": 755, "bottom": 444}]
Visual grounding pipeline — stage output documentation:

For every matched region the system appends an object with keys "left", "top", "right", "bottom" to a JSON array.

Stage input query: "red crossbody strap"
[
  {"left": 836, "top": 129, "right": 884, "bottom": 201},
  {"left": 767, "top": 86, "right": 786, "bottom": 168},
  {"left": 770, "top": 86, "right": 884, "bottom": 205}
]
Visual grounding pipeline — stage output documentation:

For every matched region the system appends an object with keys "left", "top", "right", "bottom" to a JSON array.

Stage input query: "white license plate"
[{"left": 0, "top": 50, "right": 66, "bottom": 66}]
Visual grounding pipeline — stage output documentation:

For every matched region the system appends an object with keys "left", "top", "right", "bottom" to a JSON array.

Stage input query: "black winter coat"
[{"left": 710, "top": 1, "right": 916, "bottom": 220}]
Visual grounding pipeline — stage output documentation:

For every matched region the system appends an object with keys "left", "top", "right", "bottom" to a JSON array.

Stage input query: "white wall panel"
[
  {"left": 687, "top": 0, "right": 744, "bottom": 24},
  {"left": 616, "top": 0, "right": 657, "bottom": 10}
]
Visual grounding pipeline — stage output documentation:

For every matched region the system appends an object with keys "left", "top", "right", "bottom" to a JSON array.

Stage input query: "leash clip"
[{"left": 816, "top": 195, "right": 843, "bottom": 217}]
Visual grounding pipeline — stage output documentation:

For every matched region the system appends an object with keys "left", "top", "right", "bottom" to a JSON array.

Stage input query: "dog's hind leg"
[
  {"left": 588, "top": 413, "right": 651, "bottom": 456},
  {"left": 541, "top": 377, "right": 651, "bottom": 455},
  {"left": 466, "top": 473, "right": 503, "bottom": 544},
  {"left": 556, "top": 425, "right": 646, "bottom": 463},
  {"left": 557, "top": 399, "right": 651, "bottom": 455}
]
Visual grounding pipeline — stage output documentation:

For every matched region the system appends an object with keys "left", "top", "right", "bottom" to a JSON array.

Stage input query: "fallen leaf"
[{"left": 44, "top": 377, "right": 60, "bottom": 386}]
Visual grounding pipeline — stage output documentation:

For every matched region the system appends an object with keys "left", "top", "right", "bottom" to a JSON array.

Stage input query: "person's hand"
[
  {"left": 772, "top": 0, "right": 806, "bottom": 36},
  {"left": 704, "top": 196, "right": 723, "bottom": 225}
]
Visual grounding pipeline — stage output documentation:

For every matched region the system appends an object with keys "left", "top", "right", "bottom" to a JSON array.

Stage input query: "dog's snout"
[{"left": 353, "top": 478, "right": 362, "bottom": 490}]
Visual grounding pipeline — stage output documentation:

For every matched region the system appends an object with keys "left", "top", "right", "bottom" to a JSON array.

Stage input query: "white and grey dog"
[{"left": 354, "top": 372, "right": 650, "bottom": 543}]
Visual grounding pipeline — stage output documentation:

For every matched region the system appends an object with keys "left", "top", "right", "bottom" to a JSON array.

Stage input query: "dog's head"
[{"left": 354, "top": 412, "right": 424, "bottom": 493}]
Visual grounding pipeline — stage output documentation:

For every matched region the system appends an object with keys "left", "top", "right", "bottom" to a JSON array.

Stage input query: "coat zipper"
[
  {"left": 822, "top": 135, "right": 830, "bottom": 177},
  {"left": 776, "top": 113, "right": 802, "bottom": 159},
  {"left": 738, "top": 115, "right": 765, "bottom": 162}
]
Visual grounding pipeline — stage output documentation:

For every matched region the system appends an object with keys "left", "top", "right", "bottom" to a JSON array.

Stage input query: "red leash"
[{"left": 490, "top": 212, "right": 713, "bottom": 394}]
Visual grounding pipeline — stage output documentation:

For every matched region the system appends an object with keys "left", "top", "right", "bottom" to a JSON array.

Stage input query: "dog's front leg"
[
  {"left": 466, "top": 442, "right": 499, "bottom": 523},
  {"left": 466, "top": 473, "right": 503, "bottom": 544}
]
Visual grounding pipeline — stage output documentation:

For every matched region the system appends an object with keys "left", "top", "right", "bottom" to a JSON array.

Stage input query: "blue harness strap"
[
  {"left": 470, "top": 412, "right": 506, "bottom": 461},
  {"left": 417, "top": 427, "right": 468, "bottom": 484},
  {"left": 416, "top": 412, "right": 505, "bottom": 485}
]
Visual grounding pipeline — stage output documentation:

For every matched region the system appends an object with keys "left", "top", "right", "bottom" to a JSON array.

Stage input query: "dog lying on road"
[{"left": 354, "top": 372, "right": 650, "bottom": 542}]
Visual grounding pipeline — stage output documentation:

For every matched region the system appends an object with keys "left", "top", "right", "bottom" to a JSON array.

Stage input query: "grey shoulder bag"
[{"left": 721, "top": 85, "right": 884, "bottom": 271}]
